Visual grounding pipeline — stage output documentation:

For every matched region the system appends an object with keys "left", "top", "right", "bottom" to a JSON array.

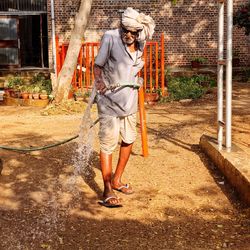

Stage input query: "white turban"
[{"left": 121, "top": 7, "right": 155, "bottom": 41}]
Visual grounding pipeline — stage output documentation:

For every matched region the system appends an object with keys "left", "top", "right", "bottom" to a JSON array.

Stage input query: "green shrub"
[
  {"left": 160, "top": 75, "right": 215, "bottom": 102},
  {"left": 7, "top": 76, "right": 24, "bottom": 89},
  {"left": 191, "top": 57, "right": 208, "bottom": 64},
  {"left": 31, "top": 73, "right": 52, "bottom": 94},
  {"left": 233, "top": 1, "right": 250, "bottom": 36}
]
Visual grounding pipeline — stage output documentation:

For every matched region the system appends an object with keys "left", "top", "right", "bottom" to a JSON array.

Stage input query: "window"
[{"left": 0, "top": 0, "right": 47, "bottom": 12}]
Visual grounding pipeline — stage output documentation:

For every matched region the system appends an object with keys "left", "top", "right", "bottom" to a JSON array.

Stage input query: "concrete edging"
[{"left": 200, "top": 134, "right": 250, "bottom": 206}]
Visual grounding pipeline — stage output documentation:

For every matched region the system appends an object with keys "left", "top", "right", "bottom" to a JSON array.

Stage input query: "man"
[{"left": 94, "top": 7, "right": 155, "bottom": 207}]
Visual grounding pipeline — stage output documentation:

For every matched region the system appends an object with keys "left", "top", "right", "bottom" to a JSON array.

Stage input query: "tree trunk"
[{"left": 54, "top": 0, "right": 93, "bottom": 103}]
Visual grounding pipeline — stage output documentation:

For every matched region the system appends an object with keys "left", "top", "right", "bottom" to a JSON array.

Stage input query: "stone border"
[{"left": 200, "top": 134, "right": 250, "bottom": 206}]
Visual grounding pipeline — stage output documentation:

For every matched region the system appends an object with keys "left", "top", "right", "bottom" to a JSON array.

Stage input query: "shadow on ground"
[{"left": 0, "top": 131, "right": 249, "bottom": 249}]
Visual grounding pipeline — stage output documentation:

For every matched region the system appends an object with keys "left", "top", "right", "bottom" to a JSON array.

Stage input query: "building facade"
[{"left": 1, "top": 0, "right": 249, "bottom": 70}]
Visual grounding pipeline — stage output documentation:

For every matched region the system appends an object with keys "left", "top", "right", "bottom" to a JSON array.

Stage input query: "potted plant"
[
  {"left": 191, "top": 57, "right": 207, "bottom": 68},
  {"left": 12, "top": 84, "right": 21, "bottom": 98},
  {"left": 6, "top": 76, "right": 24, "bottom": 98},
  {"left": 20, "top": 85, "right": 29, "bottom": 99},
  {"left": 26, "top": 85, "right": 33, "bottom": 99},
  {"left": 73, "top": 89, "right": 85, "bottom": 101},
  {"left": 39, "top": 90, "right": 48, "bottom": 100},
  {"left": 32, "top": 86, "right": 40, "bottom": 100},
  {"left": 144, "top": 88, "right": 160, "bottom": 104}
]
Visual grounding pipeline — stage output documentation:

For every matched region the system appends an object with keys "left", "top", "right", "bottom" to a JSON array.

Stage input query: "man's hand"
[
  {"left": 94, "top": 64, "right": 107, "bottom": 94},
  {"left": 95, "top": 79, "right": 107, "bottom": 94}
]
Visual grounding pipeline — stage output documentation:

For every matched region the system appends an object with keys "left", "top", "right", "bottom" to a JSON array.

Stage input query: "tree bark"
[{"left": 54, "top": 0, "right": 93, "bottom": 103}]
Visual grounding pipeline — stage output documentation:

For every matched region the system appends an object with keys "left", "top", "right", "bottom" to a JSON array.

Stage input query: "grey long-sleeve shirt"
[{"left": 94, "top": 29, "right": 145, "bottom": 117}]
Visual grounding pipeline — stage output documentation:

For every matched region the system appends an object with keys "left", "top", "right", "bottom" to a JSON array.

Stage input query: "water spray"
[{"left": 0, "top": 79, "right": 142, "bottom": 153}]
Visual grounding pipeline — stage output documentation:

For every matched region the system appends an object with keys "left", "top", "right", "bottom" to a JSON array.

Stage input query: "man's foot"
[
  {"left": 111, "top": 182, "right": 134, "bottom": 195},
  {"left": 98, "top": 195, "right": 122, "bottom": 208}
]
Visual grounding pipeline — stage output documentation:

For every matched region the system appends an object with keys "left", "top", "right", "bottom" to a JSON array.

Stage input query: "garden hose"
[
  {"left": 0, "top": 135, "right": 79, "bottom": 152},
  {"left": 0, "top": 118, "right": 100, "bottom": 152},
  {"left": 0, "top": 81, "right": 142, "bottom": 153}
]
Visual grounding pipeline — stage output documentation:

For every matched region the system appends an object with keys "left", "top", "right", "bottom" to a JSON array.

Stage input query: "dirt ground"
[{"left": 0, "top": 82, "right": 249, "bottom": 250}]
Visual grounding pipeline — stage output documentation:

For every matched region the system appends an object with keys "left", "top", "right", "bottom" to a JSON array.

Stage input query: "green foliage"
[
  {"left": 233, "top": 1, "right": 250, "bottom": 36},
  {"left": 170, "top": 0, "right": 181, "bottom": 5},
  {"left": 160, "top": 75, "right": 216, "bottom": 102},
  {"left": 7, "top": 76, "right": 24, "bottom": 89},
  {"left": 171, "top": 0, "right": 178, "bottom": 4},
  {"left": 191, "top": 57, "right": 208, "bottom": 64},
  {"left": 73, "top": 88, "right": 91, "bottom": 99},
  {"left": 7, "top": 73, "right": 52, "bottom": 94},
  {"left": 31, "top": 73, "right": 52, "bottom": 94}
]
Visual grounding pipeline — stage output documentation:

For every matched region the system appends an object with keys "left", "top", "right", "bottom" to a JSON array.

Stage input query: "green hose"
[
  {"left": 0, "top": 83, "right": 141, "bottom": 153},
  {"left": 0, "top": 135, "right": 79, "bottom": 152},
  {"left": 0, "top": 118, "right": 99, "bottom": 152}
]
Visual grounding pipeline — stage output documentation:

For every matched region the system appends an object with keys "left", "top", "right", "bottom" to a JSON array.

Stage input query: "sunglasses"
[{"left": 121, "top": 27, "right": 139, "bottom": 36}]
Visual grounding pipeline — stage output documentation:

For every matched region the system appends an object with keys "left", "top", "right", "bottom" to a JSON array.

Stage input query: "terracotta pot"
[
  {"left": 4, "top": 88, "right": 12, "bottom": 97},
  {"left": 39, "top": 94, "right": 48, "bottom": 100},
  {"left": 144, "top": 92, "right": 159, "bottom": 103},
  {"left": 10, "top": 90, "right": 20, "bottom": 98},
  {"left": 21, "top": 92, "right": 29, "bottom": 99},
  {"left": 32, "top": 93, "right": 40, "bottom": 100},
  {"left": 191, "top": 61, "right": 201, "bottom": 68}
]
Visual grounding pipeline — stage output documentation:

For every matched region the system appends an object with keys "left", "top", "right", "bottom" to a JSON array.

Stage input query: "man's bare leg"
[
  {"left": 100, "top": 151, "right": 120, "bottom": 205},
  {"left": 112, "top": 141, "right": 133, "bottom": 191}
]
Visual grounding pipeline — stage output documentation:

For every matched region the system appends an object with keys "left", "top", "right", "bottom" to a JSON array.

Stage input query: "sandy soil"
[{"left": 0, "top": 82, "right": 249, "bottom": 250}]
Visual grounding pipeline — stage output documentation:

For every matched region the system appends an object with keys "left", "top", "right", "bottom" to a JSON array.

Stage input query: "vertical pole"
[
  {"left": 82, "top": 43, "right": 86, "bottom": 88},
  {"left": 86, "top": 44, "right": 90, "bottom": 89},
  {"left": 61, "top": 44, "right": 66, "bottom": 65},
  {"left": 79, "top": 46, "right": 83, "bottom": 89},
  {"left": 149, "top": 43, "right": 153, "bottom": 92},
  {"left": 161, "top": 33, "right": 165, "bottom": 96},
  {"left": 226, "top": 0, "right": 233, "bottom": 149},
  {"left": 91, "top": 43, "right": 95, "bottom": 85},
  {"left": 143, "top": 45, "right": 147, "bottom": 91},
  {"left": 50, "top": 0, "right": 57, "bottom": 76},
  {"left": 155, "top": 42, "right": 159, "bottom": 89},
  {"left": 138, "top": 87, "right": 149, "bottom": 157},
  {"left": 217, "top": 1, "right": 224, "bottom": 150}
]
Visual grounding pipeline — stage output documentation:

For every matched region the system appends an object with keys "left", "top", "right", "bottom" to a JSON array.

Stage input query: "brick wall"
[{"left": 47, "top": 0, "right": 249, "bottom": 69}]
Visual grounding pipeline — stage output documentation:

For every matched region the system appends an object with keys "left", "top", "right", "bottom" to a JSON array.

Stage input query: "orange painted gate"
[{"left": 56, "top": 33, "right": 166, "bottom": 96}]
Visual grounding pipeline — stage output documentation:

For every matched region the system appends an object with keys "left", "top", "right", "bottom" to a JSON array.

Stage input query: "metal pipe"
[
  {"left": 50, "top": 0, "right": 57, "bottom": 76},
  {"left": 217, "top": 1, "right": 224, "bottom": 150},
  {"left": 226, "top": 0, "right": 233, "bottom": 150}
]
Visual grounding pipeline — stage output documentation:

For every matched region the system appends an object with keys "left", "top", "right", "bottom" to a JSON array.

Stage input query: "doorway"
[
  {"left": 0, "top": 14, "right": 48, "bottom": 68},
  {"left": 19, "top": 14, "right": 48, "bottom": 67}
]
